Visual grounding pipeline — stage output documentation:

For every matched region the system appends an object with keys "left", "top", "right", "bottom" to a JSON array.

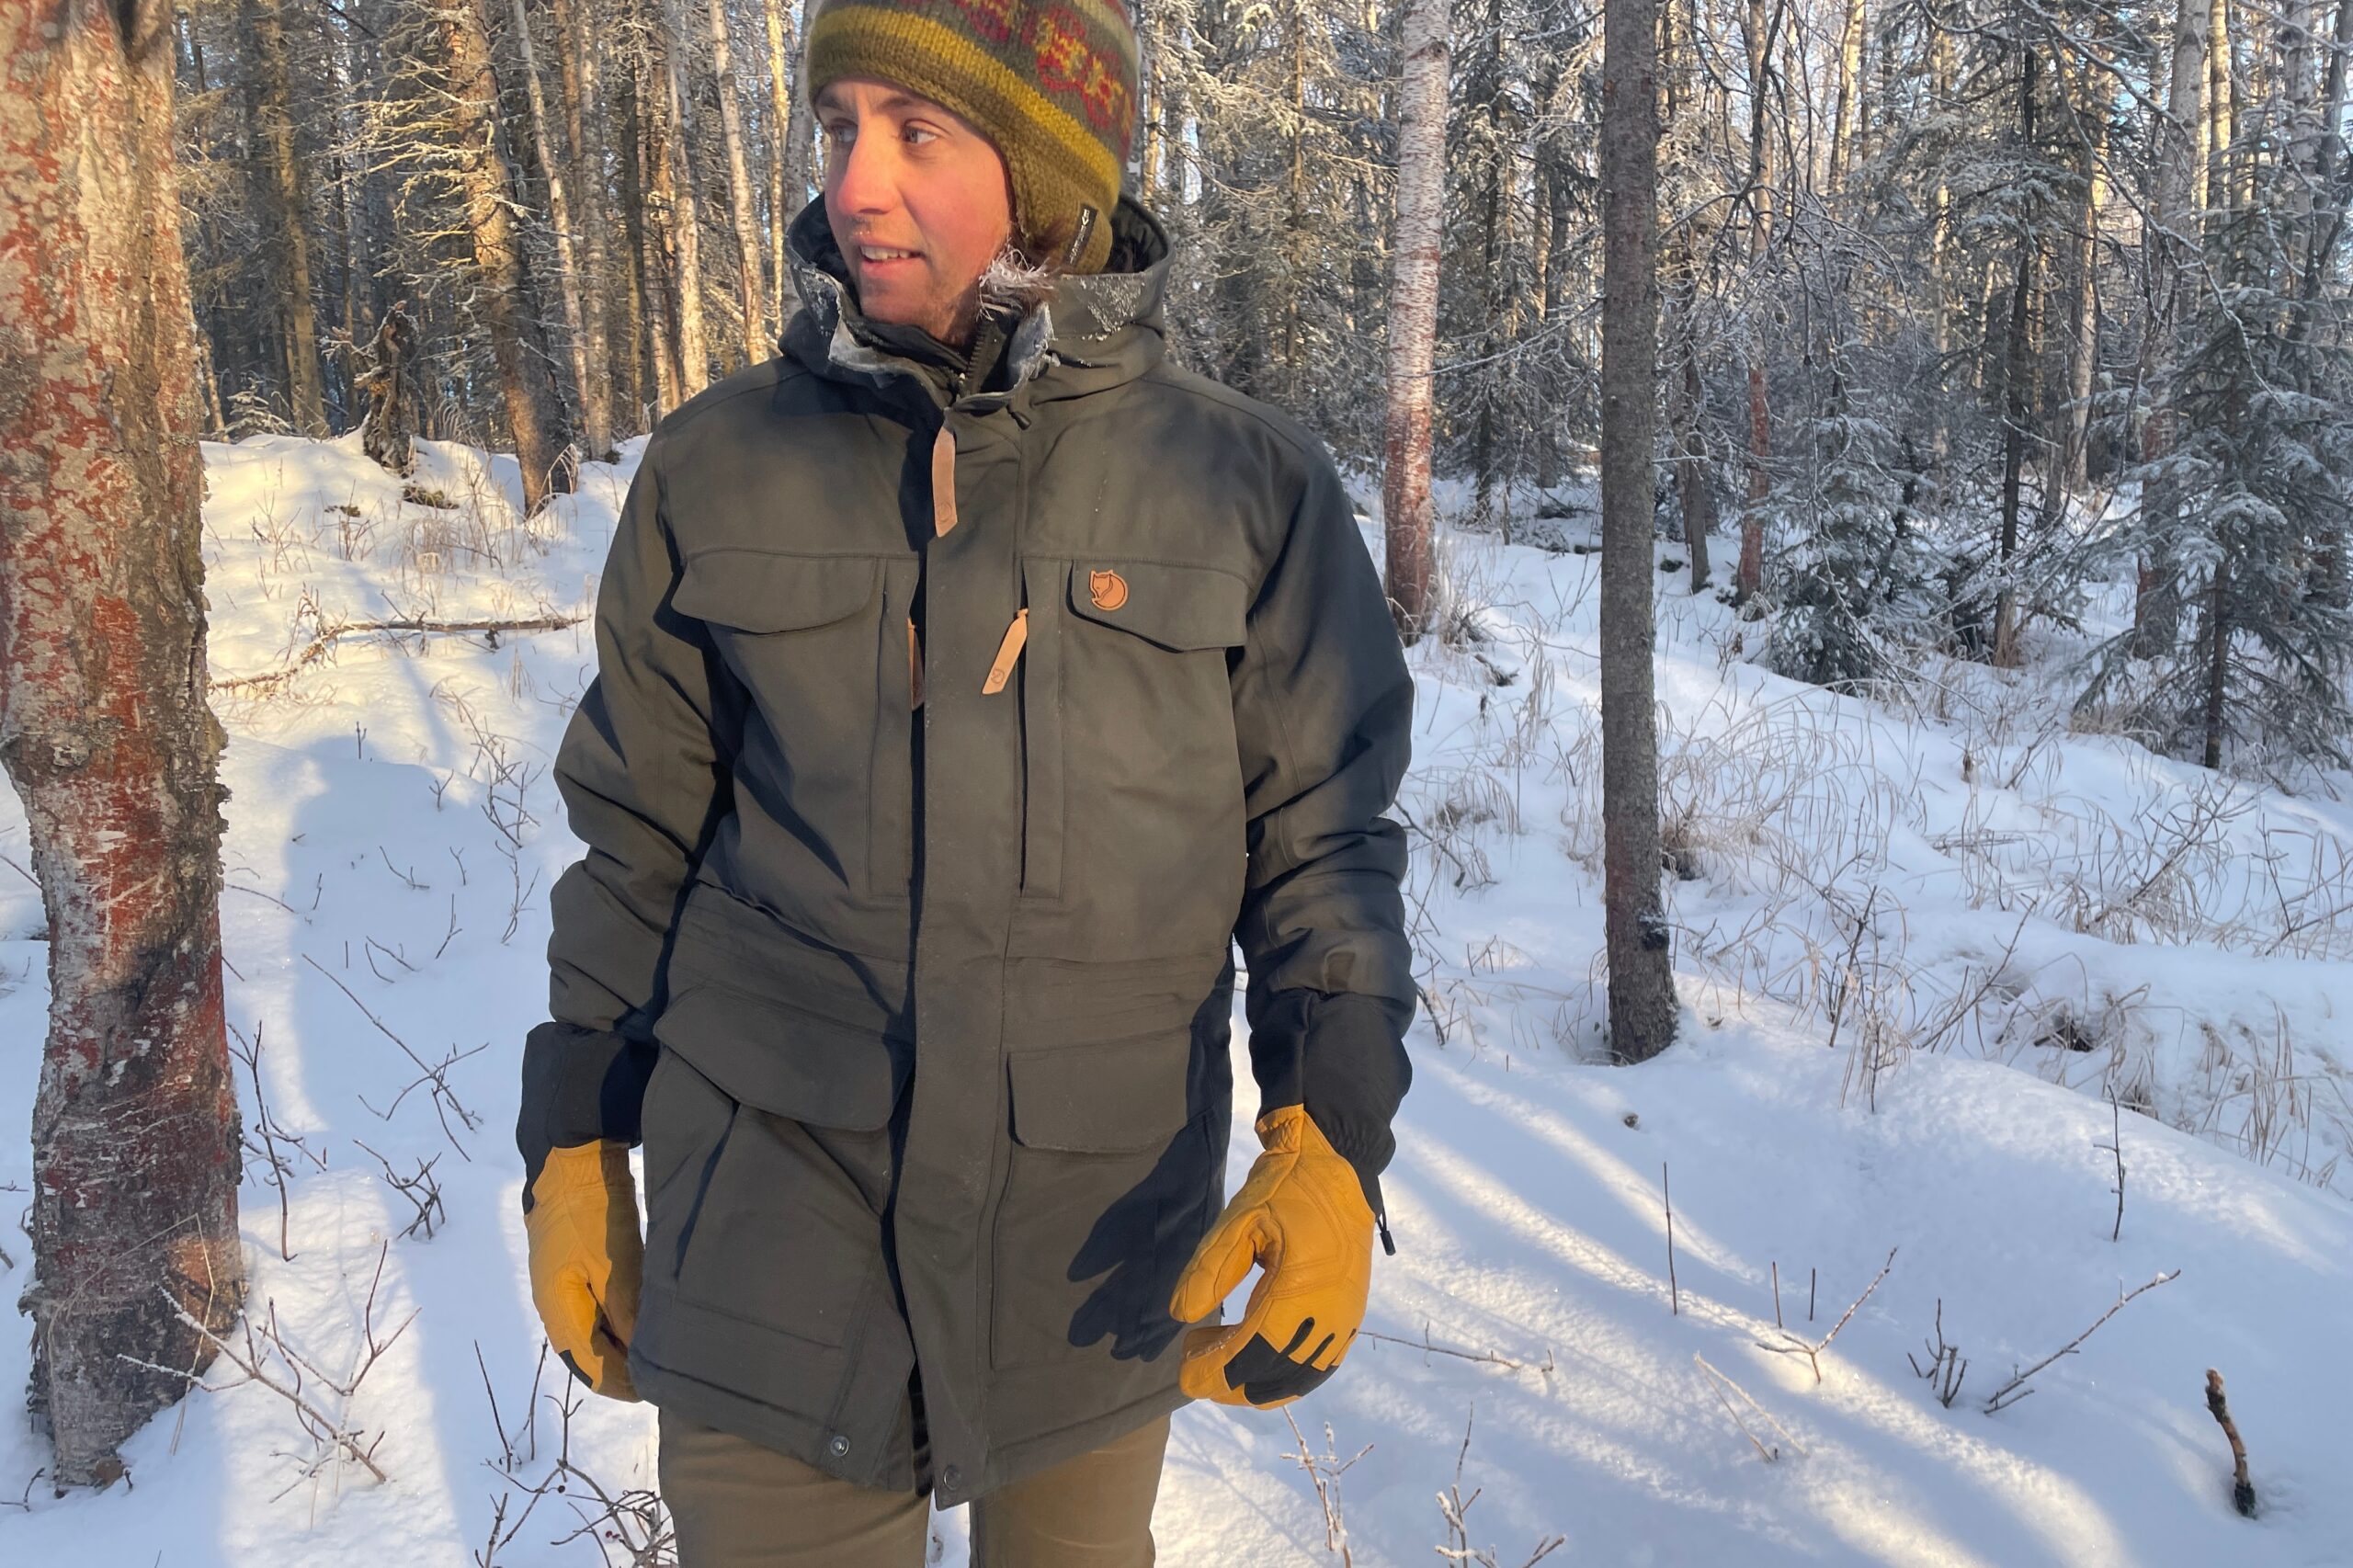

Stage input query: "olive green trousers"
[{"left": 658, "top": 1405, "right": 1171, "bottom": 1567}]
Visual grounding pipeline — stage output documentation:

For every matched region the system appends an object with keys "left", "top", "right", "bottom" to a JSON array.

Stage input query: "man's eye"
[{"left": 904, "top": 123, "right": 938, "bottom": 145}]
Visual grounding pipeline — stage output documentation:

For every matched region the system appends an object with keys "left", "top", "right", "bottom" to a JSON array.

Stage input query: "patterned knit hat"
[{"left": 802, "top": 0, "right": 1138, "bottom": 275}]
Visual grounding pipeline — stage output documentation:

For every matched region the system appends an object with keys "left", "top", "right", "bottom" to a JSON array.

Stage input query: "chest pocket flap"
[
  {"left": 1066, "top": 560, "right": 1249, "bottom": 651},
  {"left": 674, "top": 551, "right": 881, "bottom": 631}
]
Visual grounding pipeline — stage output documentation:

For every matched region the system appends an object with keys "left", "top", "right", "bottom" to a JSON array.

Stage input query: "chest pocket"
[
  {"left": 1017, "top": 557, "right": 1250, "bottom": 908},
  {"left": 673, "top": 550, "right": 915, "bottom": 903}
]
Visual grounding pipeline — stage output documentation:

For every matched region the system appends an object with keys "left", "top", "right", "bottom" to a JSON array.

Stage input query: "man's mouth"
[{"left": 858, "top": 245, "right": 921, "bottom": 265}]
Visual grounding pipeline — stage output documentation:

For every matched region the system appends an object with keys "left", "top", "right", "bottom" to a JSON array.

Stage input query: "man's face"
[{"left": 816, "top": 77, "right": 1016, "bottom": 347}]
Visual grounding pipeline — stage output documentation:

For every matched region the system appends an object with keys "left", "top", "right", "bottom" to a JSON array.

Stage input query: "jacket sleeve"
[
  {"left": 1230, "top": 442, "right": 1419, "bottom": 1248},
  {"left": 519, "top": 437, "right": 741, "bottom": 1207}
]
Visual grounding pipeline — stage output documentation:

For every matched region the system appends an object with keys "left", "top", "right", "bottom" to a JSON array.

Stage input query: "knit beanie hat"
[{"left": 802, "top": 0, "right": 1138, "bottom": 275}]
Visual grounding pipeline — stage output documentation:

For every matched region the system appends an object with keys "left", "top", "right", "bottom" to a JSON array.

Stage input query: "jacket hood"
[{"left": 778, "top": 192, "right": 1173, "bottom": 413}]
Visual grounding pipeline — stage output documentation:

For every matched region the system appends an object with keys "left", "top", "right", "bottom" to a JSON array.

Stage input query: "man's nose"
[{"left": 831, "top": 125, "right": 896, "bottom": 216}]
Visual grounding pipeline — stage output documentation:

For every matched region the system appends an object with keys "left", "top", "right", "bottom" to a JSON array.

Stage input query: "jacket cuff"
[
  {"left": 517, "top": 1020, "right": 658, "bottom": 1209},
  {"left": 1245, "top": 986, "right": 1415, "bottom": 1249}
]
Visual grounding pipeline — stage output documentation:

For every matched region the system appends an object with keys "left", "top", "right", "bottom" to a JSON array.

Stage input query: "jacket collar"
[{"left": 779, "top": 194, "right": 1173, "bottom": 416}]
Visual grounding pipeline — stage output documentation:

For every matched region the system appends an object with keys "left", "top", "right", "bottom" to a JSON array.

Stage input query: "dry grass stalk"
[{"left": 1693, "top": 1354, "right": 1806, "bottom": 1462}]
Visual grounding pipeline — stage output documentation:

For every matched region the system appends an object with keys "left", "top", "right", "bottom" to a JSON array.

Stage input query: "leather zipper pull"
[
  {"left": 931, "top": 423, "right": 959, "bottom": 537},
  {"left": 909, "top": 614, "right": 923, "bottom": 710},
  {"left": 981, "top": 608, "right": 1029, "bottom": 695}
]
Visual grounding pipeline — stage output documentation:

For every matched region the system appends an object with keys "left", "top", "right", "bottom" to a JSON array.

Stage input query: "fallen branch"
[
  {"left": 1983, "top": 1269, "right": 2181, "bottom": 1414},
  {"left": 212, "top": 612, "right": 584, "bottom": 696}
]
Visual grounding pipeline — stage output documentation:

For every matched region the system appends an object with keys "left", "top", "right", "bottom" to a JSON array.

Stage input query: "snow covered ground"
[{"left": 1, "top": 431, "right": 2347, "bottom": 1565}]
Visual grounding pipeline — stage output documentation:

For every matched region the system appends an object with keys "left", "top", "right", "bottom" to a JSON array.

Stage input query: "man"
[{"left": 517, "top": 0, "right": 1416, "bottom": 1560}]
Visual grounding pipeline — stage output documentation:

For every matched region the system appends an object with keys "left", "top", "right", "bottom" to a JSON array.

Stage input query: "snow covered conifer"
[{"left": 2080, "top": 155, "right": 2353, "bottom": 771}]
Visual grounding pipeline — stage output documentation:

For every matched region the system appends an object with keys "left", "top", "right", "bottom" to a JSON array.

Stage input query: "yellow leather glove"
[
  {"left": 525, "top": 1140, "right": 643, "bottom": 1401},
  {"left": 1168, "top": 1103, "right": 1375, "bottom": 1407}
]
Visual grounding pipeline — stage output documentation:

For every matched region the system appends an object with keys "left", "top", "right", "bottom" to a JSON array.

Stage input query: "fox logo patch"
[{"left": 1087, "top": 568, "right": 1129, "bottom": 610}]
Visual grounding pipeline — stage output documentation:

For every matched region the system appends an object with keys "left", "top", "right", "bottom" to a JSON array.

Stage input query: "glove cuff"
[{"left": 530, "top": 1139, "right": 635, "bottom": 1206}]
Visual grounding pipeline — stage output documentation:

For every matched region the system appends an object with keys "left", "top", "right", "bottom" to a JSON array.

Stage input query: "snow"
[{"left": 1, "top": 436, "right": 2347, "bottom": 1564}]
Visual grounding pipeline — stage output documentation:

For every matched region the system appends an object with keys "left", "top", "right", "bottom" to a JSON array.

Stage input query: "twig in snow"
[
  {"left": 1433, "top": 1403, "right": 1565, "bottom": 1567},
  {"left": 472, "top": 1343, "right": 554, "bottom": 1564},
  {"left": 515, "top": 1380, "right": 674, "bottom": 1564},
  {"left": 1823, "top": 888, "right": 1878, "bottom": 1058},
  {"left": 1662, "top": 1163, "right": 1679, "bottom": 1316},
  {"left": 228, "top": 1016, "right": 324, "bottom": 1261},
  {"left": 354, "top": 1138, "right": 445, "bottom": 1238},
  {"left": 2203, "top": 1368, "right": 2257, "bottom": 1517},
  {"left": 1771, "top": 1261, "right": 1783, "bottom": 1329},
  {"left": 304, "top": 950, "right": 483, "bottom": 1158},
  {"left": 2097, "top": 1090, "right": 2128, "bottom": 1242},
  {"left": 1358, "top": 1323, "right": 1551, "bottom": 1376},
  {"left": 1907, "top": 1299, "right": 1969, "bottom": 1408},
  {"left": 120, "top": 1242, "right": 413, "bottom": 1492},
  {"left": 1283, "top": 1408, "right": 1370, "bottom": 1564},
  {"left": 363, "top": 934, "right": 416, "bottom": 982},
  {"left": 1983, "top": 1269, "right": 2182, "bottom": 1414},
  {"left": 434, "top": 892, "right": 462, "bottom": 960},
  {"left": 472, "top": 1481, "right": 548, "bottom": 1568},
  {"left": 376, "top": 846, "right": 426, "bottom": 892},
  {"left": 1756, "top": 1246, "right": 1897, "bottom": 1384}
]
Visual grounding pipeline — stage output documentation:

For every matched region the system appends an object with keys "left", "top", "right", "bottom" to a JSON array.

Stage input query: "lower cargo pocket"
[
  {"left": 988, "top": 1033, "right": 1219, "bottom": 1370},
  {"left": 653, "top": 1054, "right": 893, "bottom": 1354}
]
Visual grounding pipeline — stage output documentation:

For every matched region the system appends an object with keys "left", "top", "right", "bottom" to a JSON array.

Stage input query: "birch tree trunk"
[
  {"left": 508, "top": 0, "right": 596, "bottom": 450},
  {"left": 1599, "top": 0, "right": 1679, "bottom": 1062},
  {"left": 1829, "top": 0, "right": 1866, "bottom": 188},
  {"left": 1664, "top": 0, "right": 1714, "bottom": 590},
  {"left": 440, "top": 0, "right": 574, "bottom": 511},
  {"left": 1734, "top": 0, "right": 1779, "bottom": 606},
  {"left": 655, "top": 0, "right": 710, "bottom": 396},
  {"left": 550, "top": 0, "right": 618, "bottom": 458},
  {"left": 763, "top": 0, "right": 811, "bottom": 322},
  {"left": 2136, "top": 0, "right": 2208, "bottom": 655},
  {"left": 2299, "top": 0, "right": 2352, "bottom": 307},
  {"left": 626, "top": 53, "right": 686, "bottom": 414},
  {"left": 2051, "top": 109, "right": 2106, "bottom": 505},
  {"left": 1990, "top": 49, "right": 2039, "bottom": 669},
  {"left": 703, "top": 0, "right": 769, "bottom": 363},
  {"left": 241, "top": 0, "right": 329, "bottom": 434},
  {"left": 0, "top": 0, "right": 245, "bottom": 1487},
  {"left": 1382, "top": 0, "right": 1449, "bottom": 640}
]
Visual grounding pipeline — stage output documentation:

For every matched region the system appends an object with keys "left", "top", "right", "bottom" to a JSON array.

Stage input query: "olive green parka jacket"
[{"left": 518, "top": 193, "right": 1416, "bottom": 1506}]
